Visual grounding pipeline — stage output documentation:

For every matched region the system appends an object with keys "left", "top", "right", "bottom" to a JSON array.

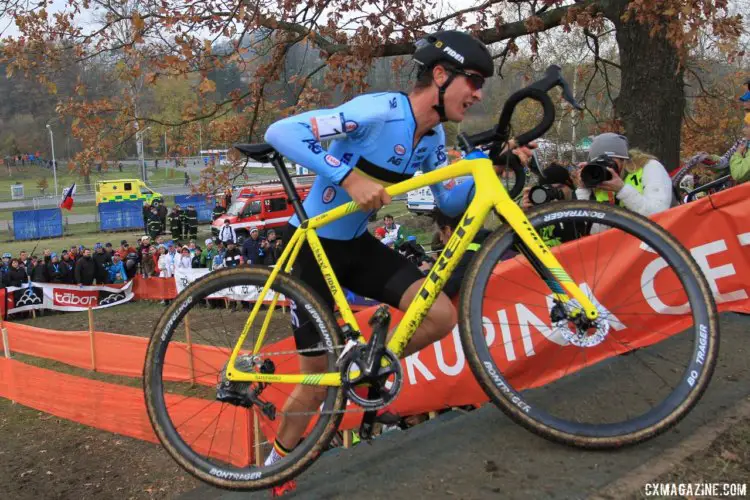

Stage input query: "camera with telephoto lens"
[
  {"left": 580, "top": 155, "right": 618, "bottom": 188},
  {"left": 528, "top": 185, "right": 566, "bottom": 205}
]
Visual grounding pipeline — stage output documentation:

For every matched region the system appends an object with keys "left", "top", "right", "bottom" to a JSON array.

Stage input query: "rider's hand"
[
  {"left": 597, "top": 167, "right": 625, "bottom": 193},
  {"left": 521, "top": 186, "right": 533, "bottom": 210},
  {"left": 341, "top": 171, "right": 391, "bottom": 211},
  {"left": 739, "top": 143, "right": 748, "bottom": 156}
]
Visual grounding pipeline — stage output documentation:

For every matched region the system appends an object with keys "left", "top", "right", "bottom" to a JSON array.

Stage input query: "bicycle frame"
[{"left": 224, "top": 155, "right": 598, "bottom": 385}]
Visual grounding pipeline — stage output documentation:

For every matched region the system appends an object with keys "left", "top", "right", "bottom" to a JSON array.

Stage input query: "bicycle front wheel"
[
  {"left": 460, "top": 201, "right": 718, "bottom": 449},
  {"left": 144, "top": 267, "right": 346, "bottom": 490}
]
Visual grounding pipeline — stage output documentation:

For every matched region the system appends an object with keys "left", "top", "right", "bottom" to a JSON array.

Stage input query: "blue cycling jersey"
[{"left": 264, "top": 92, "right": 476, "bottom": 240}]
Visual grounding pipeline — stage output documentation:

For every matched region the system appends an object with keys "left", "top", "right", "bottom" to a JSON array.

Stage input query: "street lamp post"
[
  {"left": 137, "top": 126, "right": 151, "bottom": 182},
  {"left": 45, "top": 123, "right": 59, "bottom": 197}
]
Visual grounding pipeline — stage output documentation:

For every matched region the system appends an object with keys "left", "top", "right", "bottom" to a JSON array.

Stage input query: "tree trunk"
[{"left": 608, "top": 2, "right": 685, "bottom": 171}]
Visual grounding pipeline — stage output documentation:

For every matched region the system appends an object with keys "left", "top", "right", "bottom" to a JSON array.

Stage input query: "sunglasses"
[{"left": 453, "top": 69, "right": 485, "bottom": 91}]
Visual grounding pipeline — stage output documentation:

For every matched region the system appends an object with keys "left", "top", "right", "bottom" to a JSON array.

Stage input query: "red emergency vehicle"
[{"left": 211, "top": 180, "right": 312, "bottom": 239}]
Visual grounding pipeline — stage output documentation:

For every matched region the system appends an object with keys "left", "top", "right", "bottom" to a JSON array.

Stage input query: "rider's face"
[{"left": 435, "top": 66, "right": 484, "bottom": 122}]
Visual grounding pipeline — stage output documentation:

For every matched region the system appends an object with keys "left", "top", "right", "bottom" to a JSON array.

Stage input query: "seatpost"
[{"left": 271, "top": 153, "right": 308, "bottom": 222}]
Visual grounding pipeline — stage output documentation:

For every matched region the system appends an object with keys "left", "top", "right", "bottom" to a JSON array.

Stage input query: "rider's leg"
[
  {"left": 272, "top": 354, "right": 328, "bottom": 452},
  {"left": 395, "top": 279, "right": 456, "bottom": 356}
]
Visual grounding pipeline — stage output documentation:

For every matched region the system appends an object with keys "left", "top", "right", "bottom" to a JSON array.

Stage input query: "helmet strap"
[{"left": 432, "top": 73, "right": 456, "bottom": 122}]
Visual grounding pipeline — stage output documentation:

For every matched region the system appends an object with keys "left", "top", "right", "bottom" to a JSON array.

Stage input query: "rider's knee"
[{"left": 429, "top": 295, "right": 457, "bottom": 332}]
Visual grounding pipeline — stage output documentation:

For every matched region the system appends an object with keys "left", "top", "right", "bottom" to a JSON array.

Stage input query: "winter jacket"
[
  {"left": 107, "top": 261, "right": 127, "bottom": 284},
  {"left": 74, "top": 256, "right": 96, "bottom": 285},
  {"left": 5, "top": 267, "right": 28, "bottom": 287}
]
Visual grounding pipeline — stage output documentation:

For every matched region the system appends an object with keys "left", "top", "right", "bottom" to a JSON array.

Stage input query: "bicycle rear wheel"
[
  {"left": 144, "top": 267, "right": 346, "bottom": 490},
  {"left": 459, "top": 201, "right": 718, "bottom": 448}
]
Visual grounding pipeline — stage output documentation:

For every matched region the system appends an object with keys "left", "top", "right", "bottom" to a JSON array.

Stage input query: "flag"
[{"left": 60, "top": 182, "right": 76, "bottom": 211}]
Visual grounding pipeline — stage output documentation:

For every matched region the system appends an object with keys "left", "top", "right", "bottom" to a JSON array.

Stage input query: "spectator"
[
  {"left": 47, "top": 253, "right": 66, "bottom": 283},
  {"left": 191, "top": 248, "right": 204, "bottom": 268},
  {"left": 92, "top": 243, "right": 112, "bottom": 284},
  {"left": 107, "top": 254, "right": 127, "bottom": 284},
  {"left": 223, "top": 241, "right": 242, "bottom": 268},
  {"left": 5, "top": 258, "right": 28, "bottom": 286},
  {"left": 187, "top": 239, "right": 198, "bottom": 257},
  {"left": 18, "top": 250, "right": 31, "bottom": 269},
  {"left": 158, "top": 243, "right": 178, "bottom": 278},
  {"left": 729, "top": 114, "right": 750, "bottom": 184},
  {"left": 273, "top": 239, "right": 284, "bottom": 262},
  {"left": 117, "top": 240, "right": 136, "bottom": 260},
  {"left": 141, "top": 247, "right": 156, "bottom": 277},
  {"left": 29, "top": 256, "right": 48, "bottom": 283},
  {"left": 382, "top": 215, "right": 405, "bottom": 248},
  {"left": 74, "top": 248, "right": 96, "bottom": 285},
  {"left": 68, "top": 246, "right": 80, "bottom": 263},
  {"left": 59, "top": 251, "right": 75, "bottom": 283},
  {"left": 573, "top": 133, "right": 673, "bottom": 217},
  {"left": 374, "top": 227, "right": 388, "bottom": 243},
  {"left": 212, "top": 198, "right": 226, "bottom": 221},
  {"left": 147, "top": 206, "right": 162, "bottom": 240},
  {"left": 156, "top": 199, "right": 168, "bottom": 234},
  {"left": 183, "top": 204, "right": 198, "bottom": 240},
  {"left": 142, "top": 202, "right": 151, "bottom": 233},
  {"left": 176, "top": 247, "right": 193, "bottom": 269},
  {"left": 139, "top": 236, "right": 152, "bottom": 255},
  {"left": 266, "top": 229, "right": 278, "bottom": 245},
  {"left": 260, "top": 238, "right": 276, "bottom": 265},
  {"left": 241, "top": 227, "right": 263, "bottom": 264},
  {"left": 202, "top": 238, "right": 218, "bottom": 270},
  {"left": 218, "top": 219, "right": 237, "bottom": 245},
  {"left": 1, "top": 253, "right": 11, "bottom": 283},
  {"left": 104, "top": 242, "right": 114, "bottom": 256},
  {"left": 169, "top": 205, "right": 183, "bottom": 241},
  {"left": 43, "top": 248, "right": 52, "bottom": 265}
]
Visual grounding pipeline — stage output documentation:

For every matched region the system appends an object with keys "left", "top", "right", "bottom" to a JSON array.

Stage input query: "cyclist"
[{"left": 263, "top": 30, "right": 527, "bottom": 495}]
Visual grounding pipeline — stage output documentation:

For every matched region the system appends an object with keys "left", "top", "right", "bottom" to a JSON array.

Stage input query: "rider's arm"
[
  {"left": 730, "top": 149, "right": 750, "bottom": 183},
  {"left": 421, "top": 129, "right": 477, "bottom": 217},
  {"left": 264, "top": 96, "right": 387, "bottom": 185},
  {"left": 616, "top": 160, "right": 673, "bottom": 216}
]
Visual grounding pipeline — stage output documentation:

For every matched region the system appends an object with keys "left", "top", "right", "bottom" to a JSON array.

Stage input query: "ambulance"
[{"left": 95, "top": 179, "right": 163, "bottom": 205}]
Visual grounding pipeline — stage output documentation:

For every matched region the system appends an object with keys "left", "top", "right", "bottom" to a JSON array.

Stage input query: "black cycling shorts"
[{"left": 288, "top": 225, "right": 424, "bottom": 356}]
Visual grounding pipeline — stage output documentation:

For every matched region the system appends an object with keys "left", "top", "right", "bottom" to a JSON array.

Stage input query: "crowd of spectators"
[{"left": 0, "top": 227, "right": 285, "bottom": 289}]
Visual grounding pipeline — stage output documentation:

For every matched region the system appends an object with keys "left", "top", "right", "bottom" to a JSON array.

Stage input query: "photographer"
[
  {"left": 522, "top": 163, "right": 587, "bottom": 247},
  {"left": 573, "top": 133, "right": 672, "bottom": 217}
]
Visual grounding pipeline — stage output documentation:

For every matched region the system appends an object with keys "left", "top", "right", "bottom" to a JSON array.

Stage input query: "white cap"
[
  {"left": 205, "top": 238, "right": 214, "bottom": 246},
  {"left": 250, "top": 227, "right": 259, "bottom": 233}
]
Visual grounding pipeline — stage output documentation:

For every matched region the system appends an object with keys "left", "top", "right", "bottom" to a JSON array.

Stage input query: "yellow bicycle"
[{"left": 144, "top": 67, "right": 718, "bottom": 490}]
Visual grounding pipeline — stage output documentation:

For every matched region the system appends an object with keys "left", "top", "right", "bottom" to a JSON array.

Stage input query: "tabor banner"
[
  {"left": 3, "top": 281, "right": 135, "bottom": 316},
  {"left": 173, "top": 267, "right": 285, "bottom": 302}
]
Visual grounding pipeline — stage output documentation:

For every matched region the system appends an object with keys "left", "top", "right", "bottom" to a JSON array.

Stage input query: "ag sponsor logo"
[
  {"left": 542, "top": 210, "right": 606, "bottom": 223},
  {"left": 322, "top": 186, "right": 336, "bottom": 204},
  {"left": 344, "top": 120, "right": 358, "bottom": 132},
  {"left": 394, "top": 144, "right": 406, "bottom": 156},
  {"left": 53, "top": 289, "right": 99, "bottom": 307},
  {"left": 324, "top": 154, "right": 341, "bottom": 167}
]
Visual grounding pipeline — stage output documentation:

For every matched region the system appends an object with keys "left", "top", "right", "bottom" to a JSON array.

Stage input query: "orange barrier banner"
[
  {"left": 0, "top": 357, "right": 254, "bottom": 467},
  {"left": 133, "top": 275, "right": 177, "bottom": 301},
  {"left": 2, "top": 184, "right": 750, "bottom": 438}
]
